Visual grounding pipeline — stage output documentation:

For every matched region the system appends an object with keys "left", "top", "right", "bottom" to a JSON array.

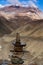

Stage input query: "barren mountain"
[
  {"left": 0, "top": 5, "right": 43, "bottom": 19},
  {"left": 0, "top": 15, "right": 32, "bottom": 36},
  {"left": 0, "top": 5, "right": 43, "bottom": 65}
]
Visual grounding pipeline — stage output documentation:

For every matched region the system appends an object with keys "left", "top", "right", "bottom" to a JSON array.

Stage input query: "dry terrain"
[{"left": 0, "top": 6, "right": 43, "bottom": 65}]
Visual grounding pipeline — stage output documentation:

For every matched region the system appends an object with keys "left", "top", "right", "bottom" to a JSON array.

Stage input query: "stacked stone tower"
[{"left": 10, "top": 33, "right": 26, "bottom": 65}]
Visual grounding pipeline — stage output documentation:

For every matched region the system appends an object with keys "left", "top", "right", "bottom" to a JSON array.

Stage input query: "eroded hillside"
[{"left": 0, "top": 15, "right": 43, "bottom": 65}]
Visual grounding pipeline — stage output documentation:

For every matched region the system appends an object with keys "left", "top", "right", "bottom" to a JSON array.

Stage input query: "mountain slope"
[
  {"left": 0, "top": 15, "right": 43, "bottom": 37},
  {"left": 0, "top": 19, "right": 43, "bottom": 65},
  {"left": 0, "top": 5, "right": 43, "bottom": 19},
  {"left": 0, "top": 16, "right": 12, "bottom": 36},
  {"left": 0, "top": 15, "right": 32, "bottom": 36},
  {"left": 0, "top": 6, "right": 43, "bottom": 65}
]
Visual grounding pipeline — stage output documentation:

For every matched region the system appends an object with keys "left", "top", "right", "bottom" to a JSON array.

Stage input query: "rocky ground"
[{"left": 0, "top": 6, "right": 43, "bottom": 65}]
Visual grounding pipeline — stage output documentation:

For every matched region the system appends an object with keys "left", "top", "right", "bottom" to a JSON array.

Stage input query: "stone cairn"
[{"left": 10, "top": 33, "right": 26, "bottom": 65}]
